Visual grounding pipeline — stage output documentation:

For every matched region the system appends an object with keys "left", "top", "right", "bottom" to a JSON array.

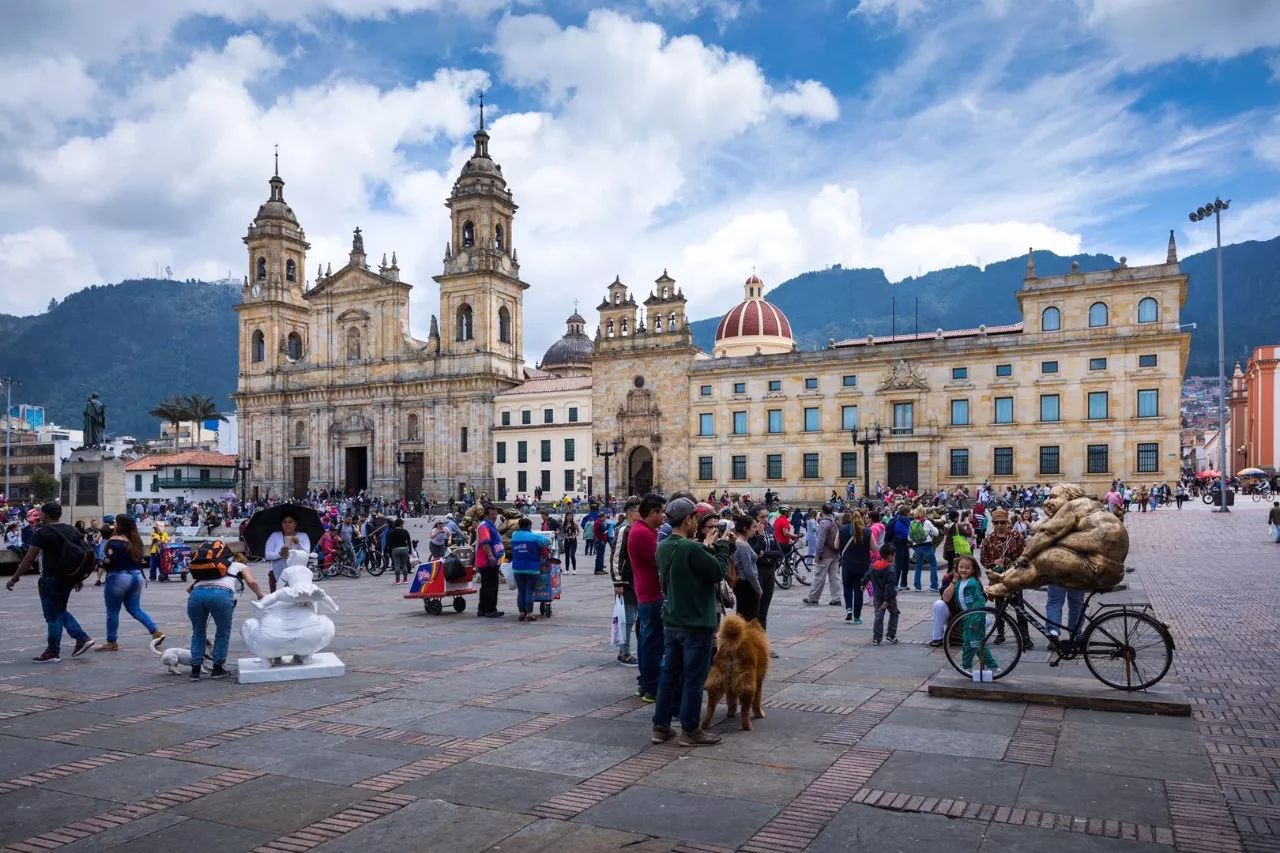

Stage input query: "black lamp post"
[
  {"left": 235, "top": 458, "right": 253, "bottom": 504},
  {"left": 1188, "top": 197, "right": 1230, "bottom": 513},
  {"left": 853, "top": 424, "right": 882, "bottom": 506},
  {"left": 595, "top": 439, "right": 620, "bottom": 511},
  {"left": 395, "top": 450, "right": 408, "bottom": 499}
]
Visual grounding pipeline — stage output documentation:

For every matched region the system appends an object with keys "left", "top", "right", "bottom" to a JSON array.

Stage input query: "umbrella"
[
  {"left": 1195, "top": 471, "right": 1220, "bottom": 479},
  {"left": 242, "top": 504, "right": 324, "bottom": 560},
  {"left": 1237, "top": 467, "right": 1266, "bottom": 478}
]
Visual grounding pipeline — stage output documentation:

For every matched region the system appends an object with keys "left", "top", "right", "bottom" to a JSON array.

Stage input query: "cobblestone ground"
[{"left": 0, "top": 501, "right": 1273, "bottom": 852}]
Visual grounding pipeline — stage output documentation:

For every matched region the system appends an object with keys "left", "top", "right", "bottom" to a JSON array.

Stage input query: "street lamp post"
[
  {"left": 235, "top": 458, "right": 253, "bottom": 505},
  {"left": 395, "top": 450, "right": 408, "bottom": 499},
  {"left": 853, "top": 424, "right": 882, "bottom": 507},
  {"left": 595, "top": 439, "right": 620, "bottom": 512},
  {"left": 1188, "top": 197, "right": 1230, "bottom": 513},
  {"left": 0, "top": 377, "right": 18, "bottom": 504}
]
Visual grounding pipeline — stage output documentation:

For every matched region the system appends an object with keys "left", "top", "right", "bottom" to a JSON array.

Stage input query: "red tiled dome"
[{"left": 715, "top": 274, "right": 792, "bottom": 342}]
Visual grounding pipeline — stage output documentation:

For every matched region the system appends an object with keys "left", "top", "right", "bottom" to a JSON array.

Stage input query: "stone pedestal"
[
  {"left": 236, "top": 652, "right": 345, "bottom": 684},
  {"left": 61, "top": 447, "right": 126, "bottom": 526}
]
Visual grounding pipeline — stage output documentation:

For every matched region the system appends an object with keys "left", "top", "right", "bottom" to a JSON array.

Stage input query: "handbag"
[
  {"left": 610, "top": 596, "right": 626, "bottom": 646},
  {"left": 500, "top": 562, "right": 516, "bottom": 590}
]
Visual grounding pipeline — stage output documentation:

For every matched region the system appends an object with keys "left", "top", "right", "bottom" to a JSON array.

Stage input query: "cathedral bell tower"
[{"left": 433, "top": 95, "right": 527, "bottom": 380}]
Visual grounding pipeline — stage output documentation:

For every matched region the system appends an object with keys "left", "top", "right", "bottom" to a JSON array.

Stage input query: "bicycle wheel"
[
  {"left": 1201, "top": 493, "right": 1213, "bottom": 505},
  {"left": 1082, "top": 610, "right": 1173, "bottom": 691},
  {"left": 322, "top": 561, "right": 340, "bottom": 578},
  {"left": 365, "top": 553, "right": 387, "bottom": 576},
  {"left": 943, "top": 607, "right": 1023, "bottom": 681},
  {"left": 774, "top": 565, "right": 792, "bottom": 590},
  {"left": 793, "top": 554, "right": 813, "bottom": 587}
]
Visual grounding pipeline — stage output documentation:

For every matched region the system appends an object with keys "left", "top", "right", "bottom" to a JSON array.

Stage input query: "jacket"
[
  {"left": 868, "top": 559, "right": 898, "bottom": 601},
  {"left": 656, "top": 534, "right": 729, "bottom": 632},
  {"left": 889, "top": 514, "right": 912, "bottom": 541},
  {"left": 510, "top": 530, "right": 549, "bottom": 574},
  {"left": 815, "top": 516, "right": 840, "bottom": 560},
  {"left": 611, "top": 521, "right": 637, "bottom": 606}
]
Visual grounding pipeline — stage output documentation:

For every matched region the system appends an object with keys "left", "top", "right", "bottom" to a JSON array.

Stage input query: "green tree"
[
  {"left": 148, "top": 397, "right": 187, "bottom": 449},
  {"left": 29, "top": 469, "right": 59, "bottom": 502}
]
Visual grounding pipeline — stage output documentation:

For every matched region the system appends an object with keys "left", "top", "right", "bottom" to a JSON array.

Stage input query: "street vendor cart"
[
  {"left": 533, "top": 547, "right": 562, "bottom": 618},
  {"left": 403, "top": 546, "right": 478, "bottom": 615},
  {"left": 159, "top": 541, "right": 191, "bottom": 582}
]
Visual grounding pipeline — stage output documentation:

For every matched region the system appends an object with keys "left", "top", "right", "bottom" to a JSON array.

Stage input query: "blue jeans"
[
  {"left": 594, "top": 544, "right": 606, "bottom": 572},
  {"left": 1045, "top": 585, "right": 1085, "bottom": 641},
  {"left": 514, "top": 571, "right": 537, "bottom": 614},
  {"left": 652, "top": 627, "right": 715, "bottom": 734},
  {"left": 636, "top": 602, "right": 664, "bottom": 698},
  {"left": 188, "top": 587, "right": 236, "bottom": 665},
  {"left": 103, "top": 570, "right": 157, "bottom": 642},
  {"left": 38, "top": 576, "right": 89, "bottom": 654},
  {"left": 914, "top": 545, "right": 939, "bottom": 590},
  {"left": 149, "top": 554, "right": 160, "bottom": 581}
]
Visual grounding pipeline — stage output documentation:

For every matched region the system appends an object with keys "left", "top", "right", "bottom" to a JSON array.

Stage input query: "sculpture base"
[{"left": 236, "top": 652, "right": 345, "bottom": 684}]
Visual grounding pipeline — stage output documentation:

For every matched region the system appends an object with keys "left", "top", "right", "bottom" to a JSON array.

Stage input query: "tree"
[
  {"left": 29, "top": 469, "right": 59, "bottom": 502},
  {"left": 148, "top": 397, "right": 187, "bottom": 449},
  {"left": 182, "top": 394, "right": 228, "bottom": 448},
  {"left": 47, "top": 297, "right": 58, "bottom": 312}
]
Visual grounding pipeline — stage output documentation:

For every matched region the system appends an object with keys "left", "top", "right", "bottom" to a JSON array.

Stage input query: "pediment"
[{"left": 306, "top": 264, "right": 405, "bottom": 300}]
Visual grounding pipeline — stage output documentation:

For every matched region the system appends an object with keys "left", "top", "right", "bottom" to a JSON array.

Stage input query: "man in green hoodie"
[{"left": 651, "top": 497, "right": 731, "bottom": 747}]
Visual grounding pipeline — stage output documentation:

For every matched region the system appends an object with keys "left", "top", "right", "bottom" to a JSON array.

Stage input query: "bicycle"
[
  {"left": 943, "top": 589, "right": 1175, "bottom": 691},
  {"left": 1251, "top": 487, "right": 1272, "bottom": 503},
  {"left": 774, "top": 547, "right": 813, "bottom": 589},
  {"left": 325, "top": 539, "right": 381, "bottom": 579}
]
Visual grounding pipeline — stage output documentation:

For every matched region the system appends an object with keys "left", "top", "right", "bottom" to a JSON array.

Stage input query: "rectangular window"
[
  {"left": 994, "top": 397, "right": 1013, "bottom": 424},
  {"left": 803, "top": 452, "right": 819, "bottom": 479},
  {"left": 842, "top": 374, "right": 858, "bottom": 388},
  {"left": 568, "top": 406, "right": 579, "bottom": 423},
  {"left": 698, "top": 413, "right": 714, "bottom": 436},
  {"left": 950, "top": 449, "right": 970, "bottom": 478},
  {"left": 805, "top": 377, "right": 818, "bottom": 390},
  {"left": 1137, "top": 442, "right": 1159, "bottom": 473},
  {"left": 1040, "top": 394, "right": 1060, "bottom": 422},
  {"left": 1039, "top": 445, "right": 1061, "bottom": 475},
  {"left": 564, "top": 438, "right": 575, "bottom": 462},
  {"left": 767, "top": 409, "right": 783, "bottom": 434},
  {"left": 1087, "top": 444, "right": 1109, "bottom": 474},
  {"left": 994, "top": 447, "right": 1014, "bottom": 476},
  {"left": 768, "top": 379, "right": 781, "bottom": 392},
  {"left": 172, "top": 468, "right": 182, "bottom": 481},
  {"left": 951, "top": 367, "right": 968, "bottom": 381},
  {"left": 700, "top": 385, "right": 712, "bottom": 397},
  {"left": 733, "top": 382, "right": 746, "bottom": 394},
  {"left": 1088, "top": 391, "right": 1109, "bottom": 420},
  {"left": 1138, "top": 354, "right": 1158, "bottom": 368},
  {"left": 540, "top": 470, "right": 551, "bottom": 492},
  {"left": 995, "top": 363, "right": 1012, "bottom": 377},
  {"left": 732, "top": 411, "right": 748, "bottom": 435},
  {"left": 134, "top": 474, "right": 142, "bottom": 491},
  {"left": 731, "top": 455, "right": 747, "bottom": 480},
  {"left": 841, "top": 405, "right": 858, "bottom": 431},
  {"left": 540, "top": 440, "right": 551, "bottom": 463},
  {"left": 199, "top": 468, "right": 211, "bottom": 482},
  {"left": 1042, "top": 360, "right": 1059, "bottom": 374},
  {"left": 698, "top": 457, "right": 713, "bottom": 480},
  {"left": 496, "top": 442, "right": 507, "bottom": 464},
  {"left": 521, "top": 410, "right": 531, "bottom": 425},
  {"left": 893, "top": 402, "right": 914, "bottom": 435},
  {"left": 564, "top": 469, "right": 575, "bottom": 492},
  {"left": 804, "top": 407, "right": 820, "bottom": 432},
  {"left": 517, "top": 470, "right": 527, "bottom": 493},
  {"left": 254, "top": 439, "right": 261, "bottom": 461},
  {"left": 766, "top": 454, "right": 783, "bottom": 479},
  {"left": 461, "top": 427, "right": 468, "bottom": 453},
  {"left": 1089, "top": 357, "right": 1107, "bottom": 371},
  {"left": 517, "top": 441, "right": 527, "bottom": 464},
  {"left": 544, "top": 408, "right": 554, "bottom": 424},
  {"left": 840, "top": 452, "right": 858, "bottom": 479},
  {"left": 1137, "top": 389, "right": 1159, "bottom": 418},
  {"left": 501, "top": 411, "right": 513, "bottom": 427},
  {"left": 951, "top": 399, "right": 970, "bottom": 426}
]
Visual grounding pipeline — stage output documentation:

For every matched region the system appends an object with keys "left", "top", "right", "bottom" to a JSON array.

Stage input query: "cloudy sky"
[{"left": 2, "top": 0, "right": 1279, "bottom": 358}]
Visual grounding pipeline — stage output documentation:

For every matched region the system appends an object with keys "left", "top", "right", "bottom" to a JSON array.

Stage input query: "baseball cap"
[{"left": 664, "top": 497, "right": 697, "bottom": 525}]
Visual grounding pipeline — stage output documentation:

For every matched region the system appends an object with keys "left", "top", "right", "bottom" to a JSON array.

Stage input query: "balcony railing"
[{"left": 155, "top": 477, "right": 237, "bottom": 489}]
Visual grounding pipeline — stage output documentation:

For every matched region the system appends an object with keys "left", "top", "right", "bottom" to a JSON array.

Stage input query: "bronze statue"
[
  {"left": 82, "top": 393, "right": 106, "bottom": 447},
  {"left": 986, "top": 484, "right": 1128, "bottom": 597}
]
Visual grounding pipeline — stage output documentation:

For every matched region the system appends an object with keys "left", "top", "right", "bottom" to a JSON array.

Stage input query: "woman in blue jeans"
[
  {"left": 187, "top": 552, "right": 264, "bottom": 679},
  {"left": 509, "top": 517, "right": 549, "bottom": 622},
  {"left": 95, "top": 514, "right": 165, "bottom": 652}
]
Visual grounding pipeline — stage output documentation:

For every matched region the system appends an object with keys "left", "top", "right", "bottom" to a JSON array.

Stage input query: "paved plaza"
[{"left": 0, "top": 500, "right": 1276, "bottom": 852}]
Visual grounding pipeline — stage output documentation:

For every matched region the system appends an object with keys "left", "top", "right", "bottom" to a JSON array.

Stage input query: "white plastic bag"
[
  {"left": 501, "top": 562, "right": 516, "bottom": 590},
  {"left": 610, "top": 596, "right": 626, "bottom": 646}
]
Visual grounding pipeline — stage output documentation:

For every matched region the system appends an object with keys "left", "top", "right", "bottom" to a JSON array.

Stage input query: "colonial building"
[
  {"left": 125, "top": 451, "right": 240, "bottom": 502},
  {"left": 1228, "top": 345, "right": 1279, "bottom": 475},
  {"left": 234, "top": 119, "right": 528, "bottom": 500},
  {"left": 589, "top": 240, "right": 1189, "bottom": 500}
]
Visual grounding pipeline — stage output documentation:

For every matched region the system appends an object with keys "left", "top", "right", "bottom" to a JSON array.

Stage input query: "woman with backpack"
[
  {"left": 96, "top": 514, "right": 166, "bottom": 652},
  {"left": 839, "top": 510, "right": 872, "bottom": 624},
  {"left": 941, "top": 510, "right": 973, "bottom": 573}
]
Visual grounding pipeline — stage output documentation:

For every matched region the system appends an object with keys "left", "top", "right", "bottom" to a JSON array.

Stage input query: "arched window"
[
  {"left": 494, "top": 224, "right": 505, "bottom": 251},
  {"left": 1138, "top": 297, "right": 1159, "bottom": 324},
  {"left": 612, "top": 292, "right": 620, "bottom": 305},
  {"left": 498, "top": 306, "right": 511, "bottom": 344},
  {"left": 620, "top": 317, "right": 629, "bottom": 336},
  {"left": 294, "top": 420, "right": 306, "bottom": 446},
  {"left": 669, "top": 311, "right": 677, "bottom": 330},
  {"left": 285, "top": 259, "right": 296, "bottom": 282},
  {"left": 346, "top": 327, "right": 361, "bottom": 360},
  {"left": 606, "top": 319, "right": 615, "bottom": 338},
  {"left": 286, "top": 332, "right": 302, "bottom": 361},
  {"left": 256, "top": 257, "right": 267, "bottom": 281},
  {"left": 461, "top": 221, "right": 475, "bottom": 248},
  {"left": 407, "top": 413, "right": 420, "bottom": 441},
  {"left": 456, "top": 303, "right": 473, "bottom": 341},
  {"left": 1041, "top": 306, "right": 1061, "bottom": 332},
  {"left": 1088, "top": 302, "right": 1109, "bottom": 328},
  {"left": 654, "top": 314, "right": 663, "bottom": 333},
  {"left": 251, "top": 329, "right": 265, "bottom": 362}
]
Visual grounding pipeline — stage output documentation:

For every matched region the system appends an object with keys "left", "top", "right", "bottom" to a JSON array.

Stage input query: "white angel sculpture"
[{"left": 240, "top": 549, "right": 338, "bottom": 666}]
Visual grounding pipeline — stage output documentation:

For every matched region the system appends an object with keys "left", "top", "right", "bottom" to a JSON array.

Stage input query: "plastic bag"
[
  {"left": 501, "top": 562, "right": 516, "bottom": 590},
  {"left": 610, "top": 596, "right": 626, "bottom": 646}
]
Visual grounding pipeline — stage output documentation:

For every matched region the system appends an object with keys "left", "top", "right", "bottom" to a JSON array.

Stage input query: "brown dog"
[{"left": 700, "top": 614, "right": 770, "bottom": 731}]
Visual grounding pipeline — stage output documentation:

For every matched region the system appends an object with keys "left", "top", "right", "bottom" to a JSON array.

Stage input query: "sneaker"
[
  {"left": 802, "top": 600, "right": 819, "bottom": 606},
  {"left": 95, "top": 642, "right": 120, "bottom": 652},
  {"left": 634, "top": 687, "right": 646, "bottom": 699},
  {"left": 993, "top": 636, "right": 1006, "bottom": 646},
  {"left": 651, "top": 725, "right": 675, "bottom": 744},
  {"left": 828, "top": 601, "right": 840, "bottom": 606},
  {"left": 872, "top": 639, "right": 881, "bottom": 646},
  {"left": 640, "top": 694, "right": 656, "bottom": 704},
  {"left": 929, "top": 586, "right": 939, "bottom": 592},
  {"left": 618, "top": 655, "right": 638, "bottom": 666},
  {"left": 189, "top": 666, "right": 201, "bottom": 680},
  {"left": 519, "top": 614, "right": 527, "bottom": 622},
  {"left": 677, "top": 729, "right": 722, "bottom": 747},
  {"left": 845, "top": 612, "right": 853, "bottom": 622},
  {"left": 32, "top": 650, "right": 60, "bottom": 663},
  {"left": 71, "top": 638, "right": 96, "bottom": 657},
  {"left": 852, "top": 618, "right": 863, "bottom": 625},
  {"left": 897, "top": 585, "right": 909, "bottom": 591},
  {"left": 928, "top": 639, "right": 944, "bottom": 648},
  {"left": 886, "top": 637, "right": 899, "bottom": 645},
  {"left": 526, "top": 615, "right": 538, "bottom": 623},
  {"left": 209, "top": 664, "right": 229, "bottom": 679},
  {"left": 484, "top": 611, "right": 505, "bottom": 618}
]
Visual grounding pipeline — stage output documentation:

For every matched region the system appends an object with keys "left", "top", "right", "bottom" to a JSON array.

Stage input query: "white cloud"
[
  {"left": 645, "top": 0, "right": 743, "bottom": 27},
  {"left": 1078, "top": 0, "right": 1280, "bottom": 69},
  {"left": 851, "top": 0, "right": 932, "bottom": 26},
  {"left": 0, "top": 228, "right": 101, "bottom": 316}
]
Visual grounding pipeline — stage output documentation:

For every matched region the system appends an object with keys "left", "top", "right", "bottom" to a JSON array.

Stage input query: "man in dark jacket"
[{"left": 651, "top": 498, "right": 729, "bottom": 747}]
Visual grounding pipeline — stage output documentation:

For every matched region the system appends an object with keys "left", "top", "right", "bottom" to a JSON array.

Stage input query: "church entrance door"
[
  {"left": 628, "top": 446, "right": 653, "bottom": 497},
  {"left": 403, "top": 452, "right": 423, "bottom": 499},
  {"left": 886, "top": 452, "right": 919, "bottom": 493},
  {"left": 291, "top": 456, "right": 310, "bottom": 501},
  {"left": 345, "top": 446, "right": 368, "bottom": 493}
]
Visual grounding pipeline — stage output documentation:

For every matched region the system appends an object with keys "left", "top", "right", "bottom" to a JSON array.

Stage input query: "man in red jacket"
[{"left": 628, "top": 494, "right": 665, "bottom": 702}]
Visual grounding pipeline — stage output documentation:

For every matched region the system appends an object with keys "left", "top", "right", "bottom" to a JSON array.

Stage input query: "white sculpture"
[{"left": 240, "top": 550, "right": 338, "bottom": 666}]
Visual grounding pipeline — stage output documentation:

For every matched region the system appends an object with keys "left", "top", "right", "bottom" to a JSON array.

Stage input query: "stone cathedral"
[{"left": 234, "top": 119, "right": 527, "bottom": 500}]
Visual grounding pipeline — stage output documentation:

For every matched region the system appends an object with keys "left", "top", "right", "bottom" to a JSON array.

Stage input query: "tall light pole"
[
  {"left": 0, "top": 377, "right": 18, "bottom": 503},
  {"left": 595, "top": 439, "right": 620, "bottom": 511},
  {"left": 1188, "top": 198, "right": 1230, "bottom": 513},
  {"left": 852, "top": 424, "right": 882, "bottom": 507},
  {"left": 235, "top": 458, "right": 253, "bottom": 505}
]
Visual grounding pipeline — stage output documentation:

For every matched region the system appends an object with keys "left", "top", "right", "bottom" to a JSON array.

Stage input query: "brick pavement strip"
[
  {"left": 0, "top": 751, "right": 133, "bottom": 795},
  {"left": 1003, "top": 702, "right": 1064, "bottom": 766},
  {"left": 816, "top": 689, "right": 912, "bottom": 746},
  {"left": 251, "top": 793, "right": 418, "bottom": 853},
  {"left": 528, "top": 742, "right": 684, "bottom": 820}
]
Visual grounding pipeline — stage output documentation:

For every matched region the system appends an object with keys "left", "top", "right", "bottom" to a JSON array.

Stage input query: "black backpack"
[{"left": 44, "top": 523, "right": 96, "bottom": 584}]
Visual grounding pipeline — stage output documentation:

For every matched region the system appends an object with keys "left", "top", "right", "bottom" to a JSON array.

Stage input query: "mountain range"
[{"left": 4, "top": 235, "right": 1276, "bottom": 440}]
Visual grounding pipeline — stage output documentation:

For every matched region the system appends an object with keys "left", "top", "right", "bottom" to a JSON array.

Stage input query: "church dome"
[
  {"left": 713, "top": 275, "right": 794, "bottom": 356},
  {"left": 254, "top": 175, "right": 299, "bottom": 225},
  {"left": 540, "top": 311, "right": 594, "bottom": 374}
]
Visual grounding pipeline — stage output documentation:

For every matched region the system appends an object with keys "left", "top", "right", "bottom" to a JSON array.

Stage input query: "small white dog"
[{"left": 152, "top": 637, "right": 209, "bottom": 674}]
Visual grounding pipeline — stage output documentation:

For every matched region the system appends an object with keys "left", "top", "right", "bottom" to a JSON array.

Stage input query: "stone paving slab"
[{"left": 575, "top": 785, "right": 779, "bottom": 848}]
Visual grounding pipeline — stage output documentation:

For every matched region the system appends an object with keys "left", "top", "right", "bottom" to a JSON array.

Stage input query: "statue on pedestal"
[
  {"left": 240, "top": 550, "right": 338, "bottom": 665},
  {"left": 82, "top": 393, "right": 106, "bottom": 448}
]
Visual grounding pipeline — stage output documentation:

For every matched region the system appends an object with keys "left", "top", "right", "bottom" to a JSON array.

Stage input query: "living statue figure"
[
  {"left": 985, "top": 484, "right": 1128, "bottom": 597},
  {"left": 240, "top": 550, "right": 338, "bottom": 666},
  {"left": 82, "top": 393, "right": 106, "bottom": 447}
]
